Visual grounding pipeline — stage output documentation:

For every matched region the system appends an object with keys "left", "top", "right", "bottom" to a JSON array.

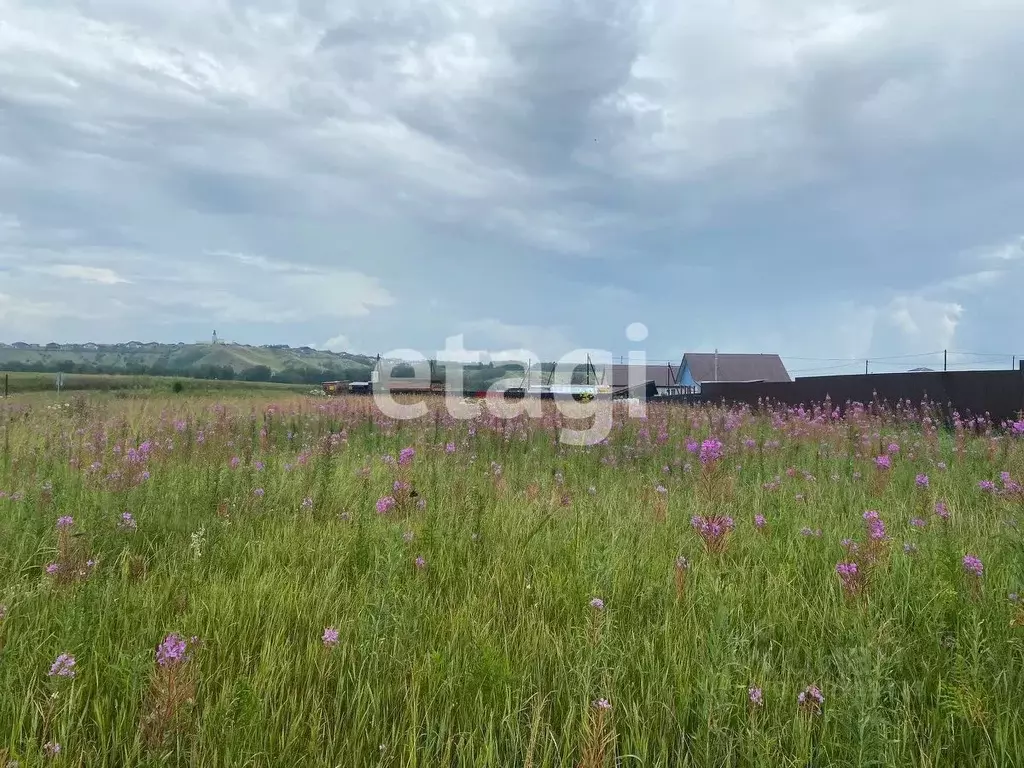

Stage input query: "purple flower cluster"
[
  {"left": 875, "top": 455, "right": 891, "bottom": 470},
  {"left": 748, "top": 686, "right": 763, "bottom": 707},
  {"left": 322, "top": 627, "right": 339, "bottom": 647},
  {"left": 698, "top": 438, "right": 723, "bottom": 466},
  {"left": 56, "top": 516, "right": 74, "bottom": 530},
  {"left": 962, "top": 554, "right": 983, "bottom": 577},
  {"left": 156, "top": 633, "right": 194, "bottom": 667},
  {"left": 863, "top": 510, "right": 887, "bottom": 541},
  {"left": 691, "top": 515, "right": 734, "bottom": 552},
  {"left": 589, "top": 597, "right": 605, "bottom": 611},
  {"left": 398, "top": 447, "right": 416, "bottom": 466},
  {"left": 915, "top": 474, "right": 929, "bottom": 488},
  {"left": 376, "top": 495, "right": 396, "bottom": 514},
  {"left": 798, "top": 685, "right": 825, "bottom": 714},
  {"left": 836, "top": 562, "right": 860, "bottom": 595},
  {"left": 48, "top": 653, "right": 76, "bottom": 678},
  {"left": 934, "top": 500, "right": 950, "bottom": 521}
]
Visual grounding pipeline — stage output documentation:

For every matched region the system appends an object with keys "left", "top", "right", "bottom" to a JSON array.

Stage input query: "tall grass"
[{"left": 0, "top": 395, "right": 1022, "bottom": 766}]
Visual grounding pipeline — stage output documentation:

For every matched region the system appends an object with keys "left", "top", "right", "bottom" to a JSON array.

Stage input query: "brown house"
[{"left": 678, "top": 352, "right": 790, "bottom": 388}]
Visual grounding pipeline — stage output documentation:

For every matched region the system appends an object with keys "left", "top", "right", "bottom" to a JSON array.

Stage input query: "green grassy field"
[
  {"left": 0, "top": 370, "right": 314, "bottom": 396},
  {"left": 0, "top": 394, "right": 1022, "bottom": 766}
]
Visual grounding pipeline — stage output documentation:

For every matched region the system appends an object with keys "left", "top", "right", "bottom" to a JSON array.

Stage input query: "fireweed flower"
[
  {"left": 864, "top": 510, "right": 887, "bottom": 541},
  {"left": 699, "top": 438, "right": 724, "bottom": 466},
  {"left": 691, "top": 515, "right": 735, "bottom": 552},
  {"left": 322, "top": 627, "right": 339, "bottom": 647},
  {"left": 398, "top": 447, "right": 416, "bottom": 466},
  {"left": 754, "top": 514, "right": 767, "bottom": 529},
  {"left": 963, "top": 554, "right": 984, "bottom": 577},
  {"left": 376, "top": 496, "right": 396, "bottom": 515},
  {"left": 935, "top": 500, "right": 950, "bottom": 520},
  {"left": 915, "top": 474, "right": 930, "bottom": 488},
  {"left": 48, "top": 653, "right": 76, "bottom": 678},
  {"left": 589, "top": 598, "right": 605, "bottom": 611},
  {"left": 156, "top": 633, "right": 190, "bottom": 667},
  {"left": 836, "top": 562, "right": 860, "bottom": 594},
  {"left": 798, "top": 685, "right": 825, "bottom": 714},
  {"left": 748, "top": 687, "right": 764, "bottom": 707},
  {"left": 875, "top": 455, "right": 891, "bottom": 470},
  {"left": 56, "top": 516, "right": 74, "bottom": 529}
]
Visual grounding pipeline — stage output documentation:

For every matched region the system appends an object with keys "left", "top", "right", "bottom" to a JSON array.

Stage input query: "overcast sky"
[{"left": 1, "top": 0, "right": 1022, "bottom": 375}]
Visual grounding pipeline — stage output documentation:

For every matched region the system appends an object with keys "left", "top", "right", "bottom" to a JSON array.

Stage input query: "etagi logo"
[{"left": 370, "top": 323, "right": 653, "bottom": 446}]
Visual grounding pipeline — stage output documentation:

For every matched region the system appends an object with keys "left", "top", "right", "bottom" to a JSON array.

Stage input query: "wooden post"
[{"left": 3, "top": 373, "right": 7, "bottom": 398}]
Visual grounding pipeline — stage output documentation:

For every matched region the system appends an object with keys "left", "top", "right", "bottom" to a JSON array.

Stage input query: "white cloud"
[
  {"left": 38, "top": 264, "right": 130, "bottom": 284},
  {"left": 879, "top": 295, "right": 963, "bottom": 352},
  {"left": 977, "top": 236, "right": 1024, "bottom": 263},
  {"left": 322, "top": 334, "right": 351, "bottom": 352}
]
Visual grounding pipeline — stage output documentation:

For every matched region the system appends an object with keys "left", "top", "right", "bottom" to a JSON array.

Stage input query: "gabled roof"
[
  {"left": 681, "top": 353, "right": 790, "bottom": 383},
  {"left": 605, "top": 363, "right": 677, "bottom": 388}
]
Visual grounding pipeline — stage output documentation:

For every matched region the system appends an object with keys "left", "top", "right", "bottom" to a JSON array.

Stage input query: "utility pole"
[
  {"left": 943, "top": 349, "right": 947, "bottom": 371},
  {"left": 864, "top": 359, "right": 868, "bottom": 375},
  {"left": 714, "top": 348, "right": 719, "bottom": 382}
]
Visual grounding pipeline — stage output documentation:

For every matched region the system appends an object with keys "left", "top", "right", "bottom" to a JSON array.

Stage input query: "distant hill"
[{"left": 0, "top": 341, "right": 378, "bottom": 385}]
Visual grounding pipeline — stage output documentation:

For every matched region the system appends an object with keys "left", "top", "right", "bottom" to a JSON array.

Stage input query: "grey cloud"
[{"left": 1, "top": 0, "right": 1023, "bottom": 363}]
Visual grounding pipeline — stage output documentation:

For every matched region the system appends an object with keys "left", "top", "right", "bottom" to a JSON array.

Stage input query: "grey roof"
[
  {"left": 682, "top": 353, "right": 790, "bottom": 383},
  {"left": 605, "top": 363, "right": 677, "bottom": 388}
]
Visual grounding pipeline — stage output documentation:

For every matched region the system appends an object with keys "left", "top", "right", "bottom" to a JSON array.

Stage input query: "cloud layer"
[{"left": 1, "top": 0, "right": 1022, "bottom": 373}]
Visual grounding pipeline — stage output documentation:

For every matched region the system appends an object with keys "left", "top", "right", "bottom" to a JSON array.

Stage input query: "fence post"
[{"left": 3, "top": 373, "right": 7, "bottom": 398}]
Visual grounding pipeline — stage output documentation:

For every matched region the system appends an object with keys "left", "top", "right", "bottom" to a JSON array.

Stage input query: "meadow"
[
  {"left": 0, "top": 392, "right": 1022, "bottom": 767},
  {"left": 0, "top": 371, "right": 312, "bottom": 396}
]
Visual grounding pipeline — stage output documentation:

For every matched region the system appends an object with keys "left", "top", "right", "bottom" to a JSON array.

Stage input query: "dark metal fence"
[{"left": 657, "top": 364, "right": 1024, "bottom": 425}]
